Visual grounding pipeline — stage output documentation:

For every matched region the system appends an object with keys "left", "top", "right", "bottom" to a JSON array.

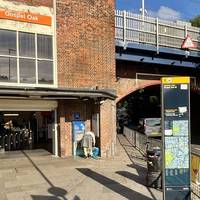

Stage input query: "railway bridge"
[{"left": 115, "top": 10, "right": 200, "bottom": 145}]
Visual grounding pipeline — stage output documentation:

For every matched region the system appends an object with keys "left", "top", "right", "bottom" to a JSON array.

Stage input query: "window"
[
  {"left": 19, "top": 32, "right": 35, "bottom": 57},
  {"left": 0, "top": 29, "right": 54, "bottom": 85},
  {"left": 0, "top": 30, "right": 16, "bottom": 55},
  {"left": 38, "top": 60, "right": 53, "bottom": 84},
  {"left": 19, "top": 59, "right": 36, "bottom": 83},
  {"left": 0, "top": 57, "right": 17, "bottom": 82},
  {"left": 37, "top": 34, "right": 53, "bottom": 59}
]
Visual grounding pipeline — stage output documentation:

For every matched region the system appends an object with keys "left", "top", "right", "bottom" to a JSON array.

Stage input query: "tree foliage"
[{"left": 190, "top": 15, "right": 200, "bottom": 27}]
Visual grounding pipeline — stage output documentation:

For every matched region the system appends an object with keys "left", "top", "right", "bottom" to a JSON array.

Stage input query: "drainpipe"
[
  {"left": 53, "top": 0, "right": 58, "bottom": 88},
  {"left": 53, "top": 0, "right": 58, "bottom": 157}
]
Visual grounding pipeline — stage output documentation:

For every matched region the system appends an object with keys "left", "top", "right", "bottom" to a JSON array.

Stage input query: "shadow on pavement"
[
  {"left": 31, "top": 193, "right": 80, "bottom": 200},
  {"left": 21, "top": 151, "right": 80, "bottom": 200},
  {"left": 116, "top": 136, "right": 161, "bottom": 200},
  {"left": 31, "top": 196, "right": 58, "bottom": 200},
  {"left": 116, "top": 170, "right": 160, "bottom": 200},
  {"left": 127, "top": 163, "right": 147, "bottom": 172},
  {"left": 116, "top": 171, "right": 146, "bottom": 185},
  {"left": 77, "top": 168, "right": 152, "bottom": 200}
]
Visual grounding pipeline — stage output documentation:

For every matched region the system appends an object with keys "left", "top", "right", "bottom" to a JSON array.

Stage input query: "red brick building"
[{"left": 0, "top": 0, "right": 117, "bottom": 157}]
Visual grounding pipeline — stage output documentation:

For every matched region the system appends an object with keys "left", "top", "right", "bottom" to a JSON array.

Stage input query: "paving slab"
[{"left": 0, "top": 135, "right": 163, "bottom": 200}]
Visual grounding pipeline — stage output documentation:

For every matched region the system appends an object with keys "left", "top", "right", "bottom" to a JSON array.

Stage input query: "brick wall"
[
  {"left": 57, "top": 99, "right": 117, "bottom": 158},
  {"left": 55, "top": 0, "right": 117, "bottom": 159},
  {"left": 100, "top": 99, "right": 116, "bottom": 157},
  {"left": 116, "top": 78, "right": 160, "bottom": 102},
  {"left": 58, "top": 99, "right": 96, "bottom": 157},
  {"left": 56, "top": 0, "right": 116, "bottom": 89}
]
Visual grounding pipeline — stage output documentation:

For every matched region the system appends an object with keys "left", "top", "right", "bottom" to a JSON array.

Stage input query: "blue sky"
[{"left": 116, "top": 0, "right": 200, "bottom": 21}]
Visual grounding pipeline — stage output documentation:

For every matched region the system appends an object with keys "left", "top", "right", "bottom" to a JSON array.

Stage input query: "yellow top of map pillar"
[{"left": 162, "top": 77, "right": 190, "bottom": 84}]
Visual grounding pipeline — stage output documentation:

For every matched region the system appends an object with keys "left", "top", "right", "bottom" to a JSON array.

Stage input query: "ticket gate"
[{"left": 0, "top": 128, "right": 32, "bottom": 151}]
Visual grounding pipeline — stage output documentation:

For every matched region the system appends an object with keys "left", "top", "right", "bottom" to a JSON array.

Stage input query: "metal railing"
[
  {"left": 123, "top": 126, "right": 162, "bottom": 155},
  {"left": 115, "top": 10, "right": 200, "bottom": 51},
  {"left": 123, "top": 126, "right": 200, "bottom": 198}
]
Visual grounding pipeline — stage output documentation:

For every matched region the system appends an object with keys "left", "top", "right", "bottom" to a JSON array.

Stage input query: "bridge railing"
[{"left": 115, "top": 10, "right": 200, "bottom": 51}]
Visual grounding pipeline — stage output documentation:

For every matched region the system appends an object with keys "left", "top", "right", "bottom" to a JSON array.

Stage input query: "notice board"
[{"left": 161, "top": 77, "right": 191, "bottom": 200}]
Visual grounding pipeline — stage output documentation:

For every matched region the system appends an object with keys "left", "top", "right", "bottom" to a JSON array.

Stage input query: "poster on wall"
[
  {"left": 72, "top": 121, "right": 85, "bottom": 156},
  {"left": 161, "top": 77, "right": 191, "bottom": 200}
]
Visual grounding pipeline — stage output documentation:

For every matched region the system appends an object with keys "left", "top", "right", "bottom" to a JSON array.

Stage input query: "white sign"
[{"left": 182, "top": 35, "right": 195, "bottom": 49}]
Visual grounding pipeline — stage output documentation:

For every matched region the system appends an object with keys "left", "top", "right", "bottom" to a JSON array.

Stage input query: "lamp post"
[{"left": 141, "top": 0, "right": 145, "bottom": 21}]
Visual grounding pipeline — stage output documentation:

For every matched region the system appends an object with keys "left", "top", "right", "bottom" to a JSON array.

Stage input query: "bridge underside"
[{"left": 116, "top": 41, "right": 200, "bottom": 69}]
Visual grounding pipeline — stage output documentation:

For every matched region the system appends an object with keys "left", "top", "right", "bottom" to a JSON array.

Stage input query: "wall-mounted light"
[
  {"left": 4, "top": 113, "right": 19, "bottom": 117},
  {"left": 82, "top": 97, "right": 90, "bottom": 101},
  {"left": 100, "top": 100, "right": 105, "bottom": 105}
]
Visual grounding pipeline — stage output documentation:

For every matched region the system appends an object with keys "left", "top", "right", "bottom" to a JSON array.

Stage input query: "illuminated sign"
[{"left": 0, "top": 9, "right": 52, "bottom": 26}]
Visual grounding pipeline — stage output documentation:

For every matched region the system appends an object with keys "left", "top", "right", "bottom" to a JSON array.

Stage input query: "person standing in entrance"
[{"left": 82, "top": 131, "right": 95, "bottom": 158}]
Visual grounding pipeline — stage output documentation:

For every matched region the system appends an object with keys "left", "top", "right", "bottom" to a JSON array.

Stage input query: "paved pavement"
[{"left": 0, "top": 135, "right": 162, "bottom": 200}]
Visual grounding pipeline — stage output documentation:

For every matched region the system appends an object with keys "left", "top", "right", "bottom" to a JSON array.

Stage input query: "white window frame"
[{"left": 0, "top": 27, "right": 56, "bottom": 88}]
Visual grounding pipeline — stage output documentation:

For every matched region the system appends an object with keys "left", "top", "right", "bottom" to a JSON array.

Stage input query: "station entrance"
[{"left": 0, "top": 99, "right": 57, "bottom": 154}]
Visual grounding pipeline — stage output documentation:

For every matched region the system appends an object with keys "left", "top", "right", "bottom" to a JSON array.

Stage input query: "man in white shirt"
[{"left": 82, "top": 131, "right": 95, "bottom": 158}]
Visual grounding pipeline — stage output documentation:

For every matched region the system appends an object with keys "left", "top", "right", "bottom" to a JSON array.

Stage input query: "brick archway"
[{"left": 116, "top": 78, "right": 161, "bottom": 103}]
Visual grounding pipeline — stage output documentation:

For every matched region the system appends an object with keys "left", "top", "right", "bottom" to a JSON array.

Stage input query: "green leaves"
[{"left": 190, "top": 15, "right": 200, "bottom": 27}]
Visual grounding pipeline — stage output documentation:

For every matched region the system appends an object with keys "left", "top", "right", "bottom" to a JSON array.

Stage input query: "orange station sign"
[{"left": 0, "top": 9, "right": 52, "bottom": 26}]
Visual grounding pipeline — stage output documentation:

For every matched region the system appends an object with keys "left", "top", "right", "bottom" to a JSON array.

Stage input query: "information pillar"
[{"left": 162, "top": 77, "right": 191, "bottom": 200}]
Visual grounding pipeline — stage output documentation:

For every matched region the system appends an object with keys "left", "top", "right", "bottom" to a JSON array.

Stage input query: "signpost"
[{"left": 162, "top": 77, "right": 191, "bottom": 200}]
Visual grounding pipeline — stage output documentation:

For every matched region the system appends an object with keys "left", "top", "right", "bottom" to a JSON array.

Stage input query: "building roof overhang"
[{"left": 0, "top": 86, "right": 117, "bottom": 101}]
